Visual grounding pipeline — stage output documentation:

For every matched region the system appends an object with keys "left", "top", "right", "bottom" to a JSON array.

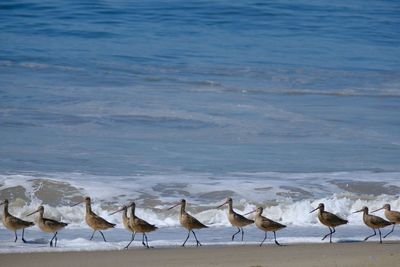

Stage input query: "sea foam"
[{"left": 1, "top": 171, "right": 400, "bottom": 228}]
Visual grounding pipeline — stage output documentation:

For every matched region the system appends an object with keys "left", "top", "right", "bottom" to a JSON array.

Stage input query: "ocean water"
[{"left": 1, "top": 0, "right": 400, "bottom": 252}]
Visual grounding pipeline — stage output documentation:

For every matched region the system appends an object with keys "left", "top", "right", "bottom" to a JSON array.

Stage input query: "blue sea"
[{"left": 1, "top": 0, "right": 400, "bottom": 252}]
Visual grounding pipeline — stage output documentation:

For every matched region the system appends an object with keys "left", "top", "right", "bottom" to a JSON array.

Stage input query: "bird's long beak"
[
  {"left": 109, "top": 207, "right": 124, "bottom": 215},
  {"left": 216, "top": 201, "right": 227, "bottom": 209},
  {"left": 71, "top": 201, "right": 83, "bottom": 207},
  {"left": 352, "top": 209, "right": 363, "bottom": 214},
  {"left": 244, "top": 210, "right": 256, "bottom": 216},
  {"left": 371, "top": 207, "right": 384, "bottom": 213},
  {"left": 309, "top": 207, "right": 319, "bottom": 213},
  {"left": 27, "top": 209, "right": 39, "bottom": 216},
  {"left": 0, "top": 201, "right": 4, "bottom": 206},
  {"left": 167, "top": 203, "right": 180, "bottom": 210}
]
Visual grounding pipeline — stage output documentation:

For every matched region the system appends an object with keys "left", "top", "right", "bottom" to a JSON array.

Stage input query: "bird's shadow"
[
  {"left": 24, "top": 238, "right": 48, "bottom": 244},
  {"left": 337, "top": 239, "right": 400, "bottom": 245},
  {"left": 336, "top": 239, "right": 361, "bottom": 243}
]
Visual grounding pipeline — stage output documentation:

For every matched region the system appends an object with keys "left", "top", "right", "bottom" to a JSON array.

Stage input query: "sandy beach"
[{"left": 1, "top": 242, "right": 399, "bottom": 267}]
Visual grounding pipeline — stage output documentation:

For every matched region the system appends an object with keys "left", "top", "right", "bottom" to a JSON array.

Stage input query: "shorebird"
[
  {"left": 353, "top": 206, "right": 393, "bottom": 244},
  {"left": 110, "top": 204, "right": 133, "bottom": 234},
  {"left": 110, "top": 204, "right": 135, "bottom": 248},
  {"left": 310, "top": 203, "right": 348, "bottom": 243},
  {"left": 372, "top": 204, "right": 400, "bottom": 238},
  {"left": 111, "top": 202, "right": 157, "bottom": 249},
  {"left": 245, "top": 207, "right": 286, "bottom": 246},
  {"left": 27, "top": 205, "right": 68, "bottom": 247},
  {"left": 72, "top": 197, "right": 115, "bottom": 242},
  {"left": 168, "top": 199, "right": 208, "bottom": 247},
  {"left": 216, "top": 197, "right": 254, "bottom": 241},
  {"left": 0, "top": 199, "right": 34, "bottom": 243}
]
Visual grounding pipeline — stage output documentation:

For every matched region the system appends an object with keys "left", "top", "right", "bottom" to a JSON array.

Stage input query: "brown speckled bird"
[
  {"left": 216, "top": 197, "right": 254, "bottom": 241},
  {"left": 372, "top": 204, "right": 400, "bottom": 238},
  {"left": 310, "top": 203, "right": 348, "bottom": 243},
  {"left": 353, "top": 206, "right": 392, "bottom": 244},
  {"left": 168, "top": 199, "right": 208, "bottom": 247},
  {"left": 1, "top": 199, "right": 34, "bottom": 243},
  {"left": 246, "top": 207, "right": 286, "bottom": 246},
  {"left": 72, "top": 197, "right": 115, "bottom": 242}
]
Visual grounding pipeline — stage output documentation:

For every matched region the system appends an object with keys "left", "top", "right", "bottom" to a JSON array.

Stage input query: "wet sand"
[{"left": 1, "top": 242, "right": 399, "bottom": 267}]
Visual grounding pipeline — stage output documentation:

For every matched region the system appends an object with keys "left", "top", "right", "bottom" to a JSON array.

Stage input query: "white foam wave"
[{"left": 1, "top": 171, "right": 400, "bottom": 228}]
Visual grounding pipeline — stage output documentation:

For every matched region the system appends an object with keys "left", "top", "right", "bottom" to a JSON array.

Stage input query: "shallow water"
[{"left": 1, "top": 225, "right": 399, "bottom": 253}]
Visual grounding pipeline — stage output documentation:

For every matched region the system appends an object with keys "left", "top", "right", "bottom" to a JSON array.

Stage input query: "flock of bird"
[{"left": 1, "top": 197, "right": 399, "bottom": 248}]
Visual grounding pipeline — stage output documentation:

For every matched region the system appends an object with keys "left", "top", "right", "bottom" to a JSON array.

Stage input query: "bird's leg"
[
  {"left": 50, "top": 232, "right": 57, "bottom": 247},
  {"left": 89, "top": 230, "right": 96, "bottom": 240},
  {"left": 322, "top": 227, "right": 332, "bottom": 241},
  {"left": 273, "top": 231, "right": 282, "bottom": 246},
  {"left": 144, "top": 234, "right": 148, "bottom": 248},
  {"left": 241, "top": 228, "right": 244, "bottom": 241},
  {"left": 330, "top": 228, "right": 336, "bottom": 243},
  {"left": 132, "top": 232, "right": 136, "bottom": 240},
  {"left": 22, "top": 228, "right": 27, "bottom": 243},
  {"left": 144, "top": 233, "right": 153, "bottom": 248},
  {"left": 144, "top": 233, "right": 148, "bottom": 248},
  {"left": 260, "top": 232, "right": 267, "bottom": 247},
  {"left": 99, "top": 231, "right": 107, "bottom": 242},
  {"left": 181, "top": 230, "right": 190, "bottom": 247},
  {"left": 378, "top": 228, "right": 382, "bottom": 244},
  {"left": 14, "top": 231, "right": 18, "bottom": 242},
  {"left": 124, "top": 233, "right": 135, "bottom": 249},
  {"left": 54, "top": 232, "right": 58, "bottom": 247},
  {"left": 144, "top": 233, "right": 151, "bottom": 248},
  {"left": 192, "top": 230, "right": 202, "bottom": 246},
  {"left": 232, "top": 227, "right": 241, "bottom": 241},
  {"left": 383, "top": 224, "right": 395, "bottom": 238},
  {"left": 364, "top": 229, "right": 376, "bottom": 241},
  {"left": 141, "top": 233, "right": 147, "bottom": 248}
]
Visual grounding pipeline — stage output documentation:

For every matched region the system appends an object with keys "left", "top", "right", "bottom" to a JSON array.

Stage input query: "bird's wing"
[
  {"left": 321, "top": 212, "right": 347, "bottom": 225},
  {"left": 389, "top": 211, "right": 400, "bottom": 222},
  {"left": 93, "top": 213, "right": 115, "bottom": 227},
  {"left": 186, "top": 213, "right": 207, "bottom": 228},
  {"left": 260, "top": 216, "right": 285, "bottom": 228},
  {"left": 370, "top": 215, "right": 390, "bottom": 227},
  {"left": 8, "top": 216, "right": 34, "bottom": 226},
  {"left": 234, "top": 213, "right": 254, "bottom": 223},
  {"left": 135, "top": 217, "right": 153, "bottom": 227},
  {"left": 44, "top": 218, "right": 67, "bottom": 228}
]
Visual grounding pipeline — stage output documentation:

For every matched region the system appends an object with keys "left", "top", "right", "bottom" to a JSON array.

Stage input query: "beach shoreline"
[{"left": 1, "top": 242, "right": 399, "bottom": 267}]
